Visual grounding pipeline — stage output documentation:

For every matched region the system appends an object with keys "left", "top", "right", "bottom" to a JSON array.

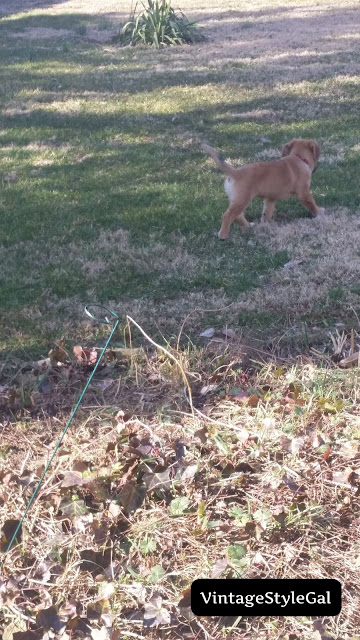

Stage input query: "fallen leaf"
[
  {"left": 95, "top": 583, "right": 115, "bottom": 602},
  {"left": 339, "top": 441, "right": 359, "bottom": 460},
  {"left": 106, "top": 501, "right": 122, "bottom": 519},
  {"left": 283, "top": 259, "right": 304, "bottom": 269},
  {"left": 211, "top": 557, "right": 228, "bottom": 578},
  {"left": 247, "top": 393, "right": 260, "bottom": 407},
  {"left": 339, "top": 351, "right": 360, "bottom": 368},
  {"left": 143, "top": 469, "right": 171, "bottom": 491},
  {"left": 79, "top": 549, "right": 112, "bottom": 575},
  {"left": 194, "top": 426, "right": 208, "bottom": 442},
  {"left": 312, "top": 433, "right": 325, "bottom": 448},
  {"left": 200, "top": 328, "right": 215, "bottom": 338},
  {"left": 73, "top": 345, "right": 98, "bottom": 365},
  {"left": 252, "top": 552, "right": 267, "bottom": 566},
  {"left": 58, "top": 600, "right": 79, "bottom": 618},
  {"left": 332, "top": 468, "right": 353, "bottom": 485},
  {"left": 144, "top": 596, "right": 170, "bottom": 628},
  {"left": 200, "top": 384, "right": 218, "bottom": 395},
  {"left": 36, "top": 606, "right": 64, "bottom": 632},
  {"left": 283, "top": 476, "right": 301, "bottom": 493},
  {"left": 0, "top": 519, "right": 22, "bottom": 552},
  {"left": 273, "top": 506, "right": 287, "bottom": 528},
  {"left": 222, "top": 327, "right": 236, "bottom": 338},
  {"left": 118, "top": 481, "right": 146, "bottom": 513},
  {"left": 281, "top": 436, "right": 306, "bottom": 455},
  {"left": 322, "top": 445, "right": 332, "bottom": 461},
  {"left": 174, "top": 464, "right": 198, "bottom": 484},
  {"left": 61, "top": 471, "right": 84, "bottom": 488},
  {"left": 177, "top": 588, "right": 191, "bottom": 608}
]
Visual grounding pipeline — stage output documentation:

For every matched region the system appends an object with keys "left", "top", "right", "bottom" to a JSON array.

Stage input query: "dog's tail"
[{"left": 201, "top": 143, "right": 237, "bottom": 177}]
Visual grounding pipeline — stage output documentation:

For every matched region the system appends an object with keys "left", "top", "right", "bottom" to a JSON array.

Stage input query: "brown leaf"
[
  {"left": 339, "top": 440, "right": 359, "bottom": 460},
  {"left": 339, "top": 351, "right": 360, "bottom": 368},
  {"left": 72, "top": 460, "right": 90, "bottom": 473},
  {"left": 177, "top": 587, "right": 191, "bottom": 608},
  {"left": 0, "top": 519, "right": 22, "bottom": 552},
  {"left": 323, "top": 446, "right": 332, "bottom": 461},
  {"left": 194, "top": 426, "right": 208, "bottom": 442},
  {"left": 222, "top": 327, "right": 236, "bottom": 338},
  {"left": 211, "top": 557, "right": 228, "bottom": 578},
  {"left": 106, "top": 501, "right": 122, "bottom": 519},
  {"left": 67, "top": 617, "right": 92, "bottom": 634},
  {"left": 61, "top": 471, "right": 84, "bottom": 488},
  {"left": 332, "top": 468, "right": 353, "bottom": 485},
  {"left": 247, "top": 393, "right": 260, "bottom": 407}
]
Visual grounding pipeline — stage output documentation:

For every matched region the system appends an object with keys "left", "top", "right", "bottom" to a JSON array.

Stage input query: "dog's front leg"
[
  {"left": 298, "top": 191, "right": 325, "bottom": 217},
  {"left": 218, "top": 204, "right": 250, "bottom": 239}
]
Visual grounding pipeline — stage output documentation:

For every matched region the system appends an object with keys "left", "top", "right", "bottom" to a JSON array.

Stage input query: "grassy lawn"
[
  {"left": 1, "top": 1, "right": 360, "bottom": 639},
  {"left": 1, "top": 0, "right": 359, "bottom": 359}
]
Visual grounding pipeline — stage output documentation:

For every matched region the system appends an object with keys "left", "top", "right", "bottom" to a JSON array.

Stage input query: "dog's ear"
[
  {"left": 281, "top": 140, "right": 295, "bottom": 157},
  {"left": 308, "top": 140, "right": 320, "bottom": 162}
]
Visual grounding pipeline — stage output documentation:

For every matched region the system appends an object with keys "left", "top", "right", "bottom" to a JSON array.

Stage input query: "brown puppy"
[{"left": 201, "top": 139, "right": 325, "bottom": 239}]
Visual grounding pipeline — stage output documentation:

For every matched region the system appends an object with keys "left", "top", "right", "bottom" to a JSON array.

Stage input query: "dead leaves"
[
  {"left": 73, "top": 345, "right": 98, "bottom": 366},
  {"left": 144, "top": 595, "right": 171, "bottom": 628},
  {"left": 0, "top": 339, "right": 144, "bottom": 413},
  {"left": 0, "top": 519, "right": 22, "bottom": 552}
]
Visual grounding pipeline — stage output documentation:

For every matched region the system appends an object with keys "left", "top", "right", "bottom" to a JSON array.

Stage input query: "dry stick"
[{"left": 126, "top": 315, "right": 194, "bottom": 417}]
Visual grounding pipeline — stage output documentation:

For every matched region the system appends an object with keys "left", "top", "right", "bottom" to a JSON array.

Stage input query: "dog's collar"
[{"left": 295, "top": 153, "right": 310, "bottom": 166}]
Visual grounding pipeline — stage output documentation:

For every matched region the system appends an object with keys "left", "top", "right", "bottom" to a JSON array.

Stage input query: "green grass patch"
[{"left": 0, "top": 4, "right": 359, "bottom": 357}]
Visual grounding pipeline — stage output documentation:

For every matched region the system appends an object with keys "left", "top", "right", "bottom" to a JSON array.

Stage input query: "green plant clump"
[{"left": 113, "top": 0, "right": 204, "bottom": 48}]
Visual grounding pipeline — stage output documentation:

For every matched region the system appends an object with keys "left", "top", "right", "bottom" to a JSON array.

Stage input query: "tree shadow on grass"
[{"left": 0, "top": 0, "right": 68, "bottom": 18}]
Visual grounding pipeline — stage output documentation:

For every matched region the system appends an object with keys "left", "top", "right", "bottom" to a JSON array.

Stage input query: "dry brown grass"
[{"left": 2, "top": 338, "right": 360, "bottom": 639}]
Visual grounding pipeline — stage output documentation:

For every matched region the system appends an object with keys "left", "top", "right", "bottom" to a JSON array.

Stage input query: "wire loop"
[{"left": 84, "top": 304, "right": 120, "bottom": 325}]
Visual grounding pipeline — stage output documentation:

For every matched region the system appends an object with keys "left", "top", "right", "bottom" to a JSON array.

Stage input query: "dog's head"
[{"left": 281, "top": 139, "right": 320, "bottom": 172}]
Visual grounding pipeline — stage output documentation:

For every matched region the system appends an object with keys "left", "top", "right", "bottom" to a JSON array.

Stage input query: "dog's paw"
[
  {"left": 218, "top": 231, "right": 228, "bottom": 240},
  {"left": 249, "top": 222, "right": 255, "bottom": 227},
  {"left": 316, "top": 207, "right": 326, "bottom": 217}
]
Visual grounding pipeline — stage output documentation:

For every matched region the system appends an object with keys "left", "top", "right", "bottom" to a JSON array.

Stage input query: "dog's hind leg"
[
  {"left": 261, "top": 198, "right": 276, "bottom": 223},
  {"left": 218, "top": 203, "right": 250, "bottom": 239}
]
